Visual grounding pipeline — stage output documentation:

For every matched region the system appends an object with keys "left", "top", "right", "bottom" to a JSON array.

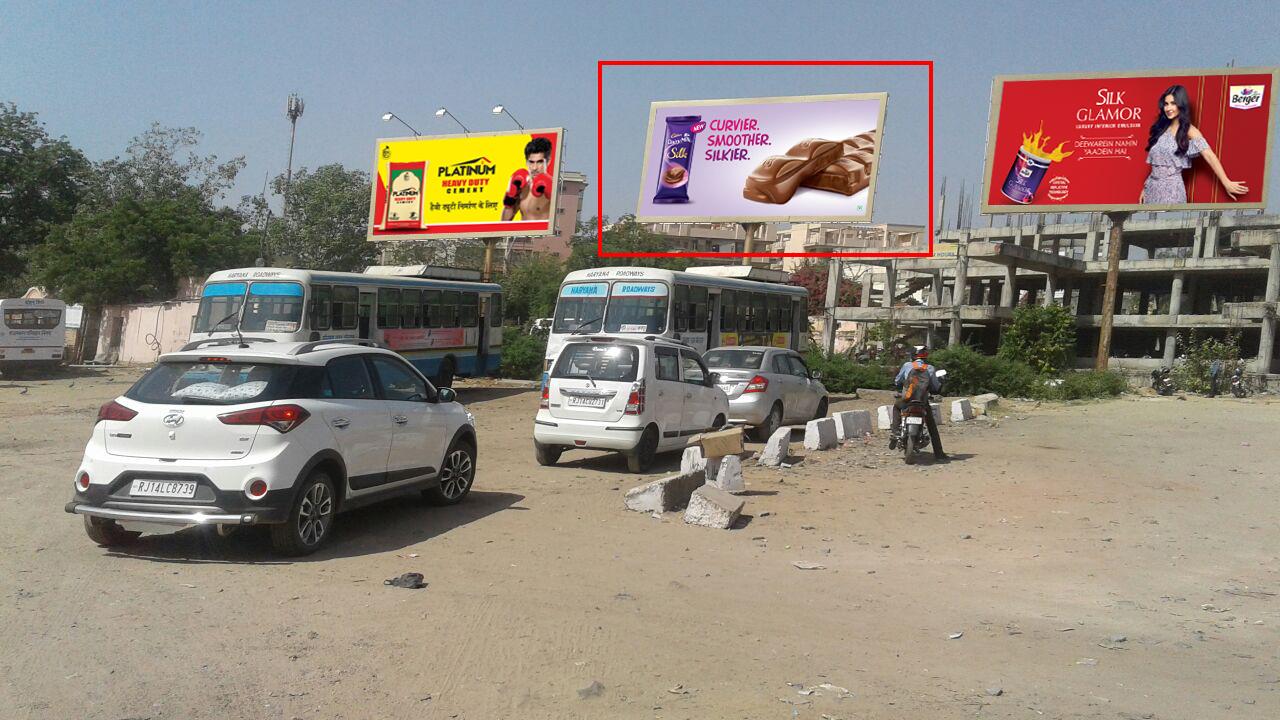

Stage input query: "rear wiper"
[{"left": 585, "top": 373, "right": 597, "bottom": 388}]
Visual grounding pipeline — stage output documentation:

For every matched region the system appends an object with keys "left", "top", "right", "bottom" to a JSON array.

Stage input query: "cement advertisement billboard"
[
  {"left": 634, "top": 93, "right": 887, "bottom": 223},
  {"left": 368, "top": 128, "right": 564, "bottom": 240},
  {"left": 981, "top": 68, "right": 1277, "bottom": 213}
]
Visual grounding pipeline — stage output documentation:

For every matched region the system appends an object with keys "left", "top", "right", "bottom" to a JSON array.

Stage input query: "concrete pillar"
[
  {"left": 1042, "top": 273, "right": 1058, "bottom": 307},
  {"left": 1000, "top": 263, "right": 1018, "bottom": 307},
  {"left": 882, "top": 262, "right": 897, "bottom": 308},
  {"left": 1084, "top": 230, "right": 1100, "bottom": 261},
  {"left": 949, "top": 241, "right": 969, "bottom": 347},
  {"left": 860, "top": 273, "right": 874, "bottom": 308},
  {"left": 1192, "top": 215, "right": 1205, "bottom": 258},
  {"left": 1162, "top": 271, "right": 1185, "bottom": 366},
  {"left": 1032, "top": 228, "right": 1043, "bottom": 251},
  {"left": 931, "top": 273, "right": 944, "bottom": 306},
  {"left": 1138, "top": 291, "right": 1150, "bottom": 315},
  {"left": 1257, "top": 239, "right": 1280, "bottom": 373},
  {"left": 1205, "top": 213, "right": 1220, "bottom": 258},
  {"left": 1061, "top": 278, "right": 1074, "bottom": 312},
  {"left": 822, "top": 258, "right": 842, "bottom": 354}
]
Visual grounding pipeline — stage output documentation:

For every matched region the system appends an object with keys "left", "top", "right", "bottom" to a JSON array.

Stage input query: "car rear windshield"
[
  {"left": 552, "top": 343, "right": 639, "bottom": 382},
  {"left": 127, "top": 361, "right": 296, "bottom": 405},
  {"left": 703, "top": 349, "right": 766, "bottom": 369}
]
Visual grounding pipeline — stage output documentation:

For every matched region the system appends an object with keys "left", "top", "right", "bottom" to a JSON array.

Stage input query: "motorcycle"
[
  {"left": 896, "top": 369, "right": 946, "bottom": 465},
  {"left": 1150, "top": 367, "right": 1174, "bottom": 396},
  {"left": 1230, "top": 364, "right": 1248, "bottom": 398}
]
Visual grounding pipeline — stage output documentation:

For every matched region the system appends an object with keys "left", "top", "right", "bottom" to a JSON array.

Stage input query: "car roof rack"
[
  {"left": 177, "top": 337, "right": 277, "bottom": 352},
  {"left": 289, "top": 339, "right": 384, "bottom": 355}
]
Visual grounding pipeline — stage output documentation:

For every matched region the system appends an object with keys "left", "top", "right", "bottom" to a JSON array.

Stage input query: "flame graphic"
[{"left": 1020, "top": 123, "right": 1073, "bottom": 163}]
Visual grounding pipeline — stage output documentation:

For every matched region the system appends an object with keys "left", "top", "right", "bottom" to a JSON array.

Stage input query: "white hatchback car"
[
  {"left": 533, "top": 335, "right": 730, "bottom": 473},
  {"left": 65, "top": 339, "right": 478, "bottom": 555}
]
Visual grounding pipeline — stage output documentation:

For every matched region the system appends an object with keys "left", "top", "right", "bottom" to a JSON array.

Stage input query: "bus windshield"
[
  {"left": 553, "top": 283, "right": 608, "bottom": 333},
  {"left": 241, "top": 282, "right": 305, "bottom": 332},
  {"left": 604, "top": 282, "right": 668, "bottom": 334},
  {"left": 193, "top": 282, "right": 247, "bottom": 333}
]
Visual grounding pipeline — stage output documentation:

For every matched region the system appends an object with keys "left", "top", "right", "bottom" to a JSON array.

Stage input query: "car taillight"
[
  {"left": 625, "top": 380, "right": 645, "bottom": 415},
  {"left": 97, "top": 400, "right": 138, "bottom": 423},
  {"left": 744, "top": 375, "right": 769, "bottom": 393},
  {"left": 77, "top": 472, "right": 90, "bottom": 491},
  {"left": 539, "top": 382, "right": 549, "bottom": 410},
  {"left": 246, "top": 479, "right": 268, "bottom": 499},
  {"left": 218, "top": 404, "right": 311, "bottom": 433}
]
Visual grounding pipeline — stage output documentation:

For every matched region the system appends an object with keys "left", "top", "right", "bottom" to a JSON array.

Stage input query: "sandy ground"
[{"left": 1, "top": 367, "right": 1278, "bottom": 720}]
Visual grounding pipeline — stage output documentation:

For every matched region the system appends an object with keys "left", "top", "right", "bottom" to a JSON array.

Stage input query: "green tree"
[
  {"left": 270, "top": 164, "right": 378, "bottom": 272},
  {"left": 32, "top": 192, "right": 258, "bottom": 307},
  {"left": 566, "top": 215, "right": 692, "bottom": 272},
  {"left": 90, "top": 123, "right": 245, "bottom": 206},
  {"left": 997, "top": 303, "right": 1077, "bottom": 374},
  {"left": 499, "top": 253, "right": 565, "bottom": 324},
  {"left": 0, "top": 102, "right": 91, "bottom": 294}
]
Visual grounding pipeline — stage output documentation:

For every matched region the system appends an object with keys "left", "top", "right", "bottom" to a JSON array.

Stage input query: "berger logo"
[
  {"left": 438, "top": 157, "right": 496, "bottom": 178},
  {"left": 381, "top": 145, "right": 392, "bottom": 159},
  {"left": 1229, "top": 85, "right": 1265, "bottom": 110}
]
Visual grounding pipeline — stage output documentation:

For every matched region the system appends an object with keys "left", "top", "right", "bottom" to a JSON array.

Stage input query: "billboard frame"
[
  {"left": 366, "top": 126, "right": 565, "bottom": 241},
  {"left": 597, "top": 59, "right": 935, "bottom": 260},
  {"left": 633, "top": 92, "right": 889, "bottom": 224},
  {"left": 980, "top": 66, "right": 1279, "bottom": 215}
]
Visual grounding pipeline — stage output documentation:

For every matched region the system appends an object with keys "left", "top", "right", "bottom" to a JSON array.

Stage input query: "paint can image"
[{"left": 1000, "top": 147, "right": 1052, "bottom": 204}]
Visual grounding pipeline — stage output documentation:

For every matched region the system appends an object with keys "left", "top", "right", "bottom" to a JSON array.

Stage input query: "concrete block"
[
  {"left": 950, "top": 398, "right": 975, "bottom": 422},
  {"left": 680, "top": 445, "right": 720, "bottom": 475},
  {"left": 803, "top": 417, "right": 838, "bottom": 450},
  {"left": 930, "top": 402, "right": 944, "bottom": 425},
  {"left": 833, "top": 410, "right": 873, "bottom": 440},
  {"left": 623, "top": 471, "right": 704, "bottom": 513},
  {"left": 684, "top": 485, "right": 744, "bottom": 529},
  {"left": 709, "top": 453, "right": 745, "bottom": 494},
  {"left": 877, "top": 404, "right": 893, "bottom": 430},
  {"left": 690, "top": 427, "right": 744, "bottom": 459},
  {"left": 758, "top": 427, "right": 791, "bottom": 467},
  {"left": 972, "top": 393, "right": 999, "bottom": 415}
]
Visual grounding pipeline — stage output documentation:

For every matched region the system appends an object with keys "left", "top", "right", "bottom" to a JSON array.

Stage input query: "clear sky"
[{"left": 3, "top": 1, "right": 1277, "bottom": 227}]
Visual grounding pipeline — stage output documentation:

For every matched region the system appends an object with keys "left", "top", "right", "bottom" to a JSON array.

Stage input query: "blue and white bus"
[{"left": 190, "top": 268, "right": 502, "bottom": 387}]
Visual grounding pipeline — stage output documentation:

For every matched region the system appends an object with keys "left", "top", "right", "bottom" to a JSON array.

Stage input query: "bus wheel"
[{"left": 434, "top": 358, "right": 455, "bottom": 389}]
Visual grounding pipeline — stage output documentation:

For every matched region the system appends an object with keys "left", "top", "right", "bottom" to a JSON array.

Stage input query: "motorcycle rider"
[{"left": 889, "top": 346, "right": 947, "bottom": 460}]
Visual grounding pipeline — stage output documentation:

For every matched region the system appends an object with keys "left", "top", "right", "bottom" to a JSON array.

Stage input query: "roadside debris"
[
  {"left": 576, "top": 680, "right": 604, "bottom": 699},
  {"left": 384, "top": 573, "right": 427, "bottom": 589},
  {"left": 792, "top": 561, "right": 826, "bottom": 570}
]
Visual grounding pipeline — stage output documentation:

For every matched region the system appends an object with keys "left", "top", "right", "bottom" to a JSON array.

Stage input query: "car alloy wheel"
[
  {"left": 439, "top": 448, "right": 474, "bottom": 500},
  {"left": 297, "top": 481, "right": 334, "bottom": 546}
]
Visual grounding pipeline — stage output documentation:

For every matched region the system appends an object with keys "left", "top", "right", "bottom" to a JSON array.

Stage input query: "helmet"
[{"left": 913, "top": 345, "right": 929, "bottom": 359}]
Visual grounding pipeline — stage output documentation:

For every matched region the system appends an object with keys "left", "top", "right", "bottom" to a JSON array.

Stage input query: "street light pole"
[
  {"left": 491, "top": 104, "right": 525, "bottom": 130},
  {"left": 381, "top": 112, "right": 421, "bottom": 137},
  {"left": 435, "top": 107, "right": 471, "bottom": 134}
]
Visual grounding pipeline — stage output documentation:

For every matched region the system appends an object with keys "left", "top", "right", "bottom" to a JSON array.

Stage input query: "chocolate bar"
[
  {"left": 800, "top": 140, "right": 875, "bottom": 196},
  {"left": 742, "top": 138, "right": 842, "bottom": 204}
]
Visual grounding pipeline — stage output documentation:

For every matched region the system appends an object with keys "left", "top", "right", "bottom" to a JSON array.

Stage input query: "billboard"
[
  {"left": 368, "top": 128, "right": 564, "bottom": 240},
  {"left": 981, "top": 68, "right": 1277, "bottom": 213},
  {"left": 635, "top": 93, "right": 887, "bottom": 223}
]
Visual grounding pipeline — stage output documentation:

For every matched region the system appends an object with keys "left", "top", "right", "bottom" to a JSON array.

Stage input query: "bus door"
[
  {"left": 358, "top": 292, "right": 374, "bottom": 339},
  {"left": 708, "top": 290, "right": 724, "bottom": 348},
  {"left": 477, "top": 293, "right": 490, "bottom": 374}
]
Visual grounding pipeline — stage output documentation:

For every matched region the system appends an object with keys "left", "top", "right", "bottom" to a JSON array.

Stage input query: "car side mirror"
[
  {"left": 437, "top": 387, "right": 457, "bottom": 403},
  {"left": 810, "top": 370, "right": 823, "bottom": 380},
  {"left": 709, "top": 372, "right": 721, "bottom": 384},
  {"left": 936, "top": 369, "right": 948, "bottom": 379}
]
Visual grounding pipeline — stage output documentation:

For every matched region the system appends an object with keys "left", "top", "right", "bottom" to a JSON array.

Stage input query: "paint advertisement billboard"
[
  {"left": 981, "top": 68, "right": 1277, "bottom": 213},
  {"left": 634, "top": 93, "right": 887, "bottom": 223},
  {"left": 368, "top": 128, "right": 563, "bottom": 240}
]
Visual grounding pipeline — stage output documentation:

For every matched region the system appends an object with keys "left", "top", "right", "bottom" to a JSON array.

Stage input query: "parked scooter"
[
  {"left": 1150, "top": 367, "right": 1174, "bottom": 396},
  {"left": 897, "top": 369, "right": 947, "bottom": 465},
  {"left": 1230, "top": 362, "right": 1248, "bottom": 398}
]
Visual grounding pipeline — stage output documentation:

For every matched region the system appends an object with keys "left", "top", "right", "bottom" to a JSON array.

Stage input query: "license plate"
[
  {"left": 130, "top": 479, "right": 198, "bottom": 499},
  {"left": 905, "top": 416, "right": 924, "bottom": 425},
  {"left": 567, "top": 396, "right": 607, "bottom": 408},
  {"left": 717, "top": 383, "right": 735, "bottom": 394}
]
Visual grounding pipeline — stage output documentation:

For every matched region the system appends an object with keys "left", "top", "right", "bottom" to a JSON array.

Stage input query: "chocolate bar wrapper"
[
  {"left": 741, "top": 138, "right": 842, "bottom": 204},
  {"left": 652, "top": 115, "right": 700, "bottom": 204}
]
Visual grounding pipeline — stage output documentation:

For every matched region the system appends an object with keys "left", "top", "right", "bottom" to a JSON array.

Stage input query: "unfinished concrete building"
[{"left": 833, "top": 212, "right": 1280, "bottom": 378}]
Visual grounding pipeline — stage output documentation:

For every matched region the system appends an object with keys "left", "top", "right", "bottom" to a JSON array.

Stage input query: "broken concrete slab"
[
  {"left": 690, "top": 427, "right": 744, "bottom": 459},
  {"left": 877, "top": 404, "right": 893, "bottom": 430},
  {"left": 804, "top": 417, "right": 838, "bottom": 450},
  {"left": 709, "top": 453, "right": 745, "bottom": 494},
  {"left": 759, "top": 427, "right": 791, "bottom": 467},
  {"left": 623, "top": 471, "right": 705, "bottom": 513},
  {"left": 972, "top": 392, "right": 999, "bottom": 415},
  {"left": 680, "top": 445, "right": 721, "bottom": 476},
  {"left": 951, "top": 398, "right": 975, "bottom": 422},
  {"left": 832, "top": 410, "right": 873, "bottom": 441},
  {"left": 930, "top": 402, "right": 944, "bottom": 425},
  {"left": 684, "top": 485, "right": 744, "bottom": 529}
]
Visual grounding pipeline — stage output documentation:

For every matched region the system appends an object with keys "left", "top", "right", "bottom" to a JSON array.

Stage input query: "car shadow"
[
  {"left": 102, "top": 490, "right": 525, "bottom": 565},
  {"left": 557, "top": 449, "right": 685, "bottom": 476},
  {"left": 454, "top": 387, "right": 535, "bottom": 404}
]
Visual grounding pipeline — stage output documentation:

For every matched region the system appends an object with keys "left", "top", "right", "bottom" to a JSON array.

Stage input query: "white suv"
[
  {"left": 65, "top": 339, "right": 478, "bottom": 555},
  {"left": 533, "top": 335, "right": 730, "bottom": 473}
]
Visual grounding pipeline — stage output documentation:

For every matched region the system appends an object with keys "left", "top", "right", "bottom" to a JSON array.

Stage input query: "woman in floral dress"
[{"left": 1140, "top": 84, "right": 1248, "bottom": 204}]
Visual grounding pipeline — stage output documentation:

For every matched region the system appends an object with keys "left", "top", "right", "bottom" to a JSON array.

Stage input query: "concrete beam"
[
  {"left": 837, "top": 306, "right": 1013, "bottom": 323},
  {"left": 1076, "top": 312, "right": 1269, "bottom": 329}
]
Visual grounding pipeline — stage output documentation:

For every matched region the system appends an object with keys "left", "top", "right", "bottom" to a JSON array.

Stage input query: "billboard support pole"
[
  {"left": 740, "top": 223, "right": 762, "bottom": 266},
  {"left": 481, "top": 238, "right": 497, "bottom": 282},
  {"left": 1094, "top": 211, "right": 1131, "bottom": 371}
]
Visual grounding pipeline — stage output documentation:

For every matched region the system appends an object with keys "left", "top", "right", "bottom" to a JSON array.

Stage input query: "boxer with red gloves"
[{"left": 501, "top": 137, "right": 554, "bottom": 221}]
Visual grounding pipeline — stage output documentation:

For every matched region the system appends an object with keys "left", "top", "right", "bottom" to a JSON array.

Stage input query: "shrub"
[
  {"left": 804, "top": 349, "right": 895, "bottom": 393},
  {"left": 497, "top": 329, "right": 547, "bottom": 380},
  {"left": 1169, "top": 330, "right": 1240, "bottom": 394},
  {"left": 997, "top": 303, "right": 1077, "bottom": 374},
  {"left": 1042, "top": 370, "right": 1128, "bottom": 400}
]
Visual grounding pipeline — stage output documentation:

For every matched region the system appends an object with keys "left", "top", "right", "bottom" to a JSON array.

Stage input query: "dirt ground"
[{"left": 1, "top": 367, "right": 1278, "bottom": 720}]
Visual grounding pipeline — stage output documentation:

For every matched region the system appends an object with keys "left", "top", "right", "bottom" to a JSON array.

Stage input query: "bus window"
[
  {"left": 720, "top": 290, "right": 737, "bottom": 332},
  {"left": 193, "top": 282, "right": 247, "bottom": 333},
  {"left": 241, "top": 282, "right": 304, "bottom": 333},
  {"left": 401, "top": 289, "right": 421, "bottom": 328},
  {"left": 377, "top": 288, "right": 401, "bottom": 328},
  {"left": 310, "top": 285, "right": 332, "bottom": 331},
  {"left": 423, "top": 290, "right": 441, "bottom": 328},
  {"left": 604, "top": 284, "right": 668, "bottom": 333},
  {"left": 489, "top": 294, "right": 503, "bottom": 327},
  {"left": 442, "top": 291, "right": 460, "bottom": 328},
  {"left": 689, "top": 286, "right": 708, "bottom": 333},
  {"left": 673, "top": 285, "right": 689, "bottom": 332},
  {"left": 767, "top": 295, "right": 783, "bottom": 332},
  {"left": 751, "top": 293, "right": 767, "bottom": 332},
  {"left": 553, "top": 284, "right": 607, "bottom": 333},
  {"left": 3, "top": 307, "right": 62, "bottom": 329},
  {"left": 460, "top": 293, "right": 478, "bottom": 327},
  {"left": 332, "top": 286, "right": 358, "bottom": 330}
]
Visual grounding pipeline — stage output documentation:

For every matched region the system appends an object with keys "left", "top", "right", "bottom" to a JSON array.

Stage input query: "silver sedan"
[{"left": 703, "top": 346, "right": 829, "bottom": 441}]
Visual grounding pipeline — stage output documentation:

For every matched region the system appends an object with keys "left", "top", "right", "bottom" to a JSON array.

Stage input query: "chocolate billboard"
[
  {"left": 635, "top": 93, "right": 887, "bottom": 223},
  {"left": 368, "top": 128, "right": 563, "bottom": 240},
  {"left": 981, "top": 68, "right": 1277, "bottom": 213}
]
